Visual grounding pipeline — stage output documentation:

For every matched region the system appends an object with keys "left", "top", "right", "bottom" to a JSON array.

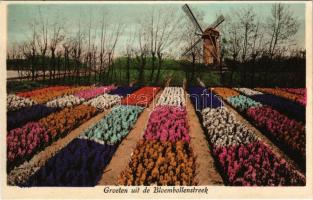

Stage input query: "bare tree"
[
  {"left": 236, "top": 7, "right": 256, "bottom": 62},
  {"left": 124, "top": 27, "right": 136, "bottom": 85},
  {"left": 49, "top": 21, "right": 64, "bottom": 81},
  {"left": 36, "top": 7, "right": 48, "bottom": 81},
  {"left": 267, "top": 3, "right": 299, "bottom": 58}
]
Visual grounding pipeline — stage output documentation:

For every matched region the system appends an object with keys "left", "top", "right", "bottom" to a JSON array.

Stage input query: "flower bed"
[
  {"left": 212, "top": 87, "right": 240, "bottom": 99},
  {"left": 7, "top": 94, "right": 37, "bottom": 112},
  {"left": 16, "top": 86, "right": 70, "bottom": 98},
  {"left": 7, "top": 122, "right": 49, "bottom": 171},
  {"left": 255, "top": 88, "right": 305, "bottom": 106},
  {"left": 39, "top": 104, "right": 98, "bottom": 140},
  {"left": 249, "top": 94, "right": 305, "bottom": 122},
  {"left": 156, "top": 87, "right": 185, "bottom": 106},
  {"left": 81, "top": 105, "right": 144, "bottom": 144},
  {"left": 84, "top": 94, "right": 121, "bottom": 111},
  {"left": 234, "top": 88, "right": 263, "bottom": 96},
  {"left": 21, "top": 138, "right": 117, "bottom": 186},
  {"left": 121, "top": 86, "right": 160, "bottom": 107},
  {"left": 214, "top": 141, "right": 305, "bottom": 186},
  {"left": 201, "top": 107, "right": 305, "bottom": 186},
  {"left": 29, "top": 86, "right": 94, "bottom": 104},
  {"left": 109, "top": 86, "right": 140, "bottom": 97},
  {"left": 46, "top": 95, "right": 85, "bottom": 109},
  {"left": 281, "top": 88, "right": 306, "bottom": 96},
  {"left": 188, "top": 87, "right": 223, "bottom": 111},
  {"left": 144, "top": 106, "right": 190, "bottom": 142},
  {"left": 74, "top": 86, "right": 116, "bottom": 100},
  {"left": 247, "top": 106, "right": 305, "bottom": 160},
  {"left": 118, "top": 140, "right": 197, "bottom": 186},
  {"left": 7, "top": 105, "right": 58, "bottom": 131},
  {"left": 227, "top": 95, "right": 262, "bottom": 112},
  {"left": 202, "top": 107, "right": 258, "bottom": 146}
]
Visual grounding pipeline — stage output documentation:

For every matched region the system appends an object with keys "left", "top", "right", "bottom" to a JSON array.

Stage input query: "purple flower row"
[{"left": 21, "top": 138, "right": 117, "bottom": 186}]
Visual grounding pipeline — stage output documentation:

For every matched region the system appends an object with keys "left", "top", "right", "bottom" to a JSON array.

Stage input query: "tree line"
[{"left": 7, "top": 3, "right": 305, "bottom": 87}]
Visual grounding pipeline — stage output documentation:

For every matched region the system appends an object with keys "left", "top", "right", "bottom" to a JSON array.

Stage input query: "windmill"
[{"left": 181, "top": 4, "right": 225, "bottom": 66}]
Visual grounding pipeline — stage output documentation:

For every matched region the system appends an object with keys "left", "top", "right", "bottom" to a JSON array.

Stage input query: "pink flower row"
[
  {"left": 213, "top": 141, "right": 305, "bottom": 186},
  {"left": 7, "top": 122, "right": 49, "bottom": 164},
  {"left": 74, "top": 86, "right": 116, "bottom": 100},
  {"left": 143, "top": 106, "right": 190, "bottom": 142},
  {"left": 247, "top": 106, "right": 305, "bottom": 160}
]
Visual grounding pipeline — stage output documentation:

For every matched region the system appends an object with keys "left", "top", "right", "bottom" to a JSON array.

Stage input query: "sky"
[{"left": 7, "top": 2, "right": 306, "bottom": 55}]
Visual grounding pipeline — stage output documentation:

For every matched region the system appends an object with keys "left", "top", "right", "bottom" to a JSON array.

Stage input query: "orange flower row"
[
  {"left": 16, "top": 86, "right": 70, "bottom": 98},
  {"left": 118, "top": 140, "right": 197, "bottom": 186},
  {"left": 255, "top": 88, "right": 304, "bottom": 105},
  {"left": 39, "top": 104, "right": 98, "bottom": 140},
  {"left": 212, "top": 87, "right": 240, "bottom": 99},
  {"left": 30, "top": 86, "right": 94, "bottom": 104}
]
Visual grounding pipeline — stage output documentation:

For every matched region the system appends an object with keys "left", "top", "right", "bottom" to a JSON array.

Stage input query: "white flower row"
[
  {"left": 84, "top": 94, "right": 121, "bottom": 111},
  {"left": 201, "top": 107, "right": 258, "bottom": 147},
  {"left": 234, "top": 88, "right": 263, "bottom": 96},
  {"left": 7, "top": 94, "right": 37, "bottom": 112},
  {"left": 46, "top": 95, "right": 84, "bottom": 108},
  {"left": 157, "top": 87, "right": 186, "bottom": 106}
]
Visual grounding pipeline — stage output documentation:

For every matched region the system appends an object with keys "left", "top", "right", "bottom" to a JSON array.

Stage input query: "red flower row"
[{"left": 121, "top": 87, "right": 160, "bottom": 107}]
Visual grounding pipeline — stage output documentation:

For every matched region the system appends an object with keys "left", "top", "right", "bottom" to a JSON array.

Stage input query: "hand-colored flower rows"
[
  {"left": 21, "top": 138, "right": 117, "bottom": 186},
  {"left": 7, "top": 104, "right": 58, "bottom": 131},
  {"left": 7, "top": 94, "right": 37, "bottom": 112},
  {"left": 255, "top": 88, "right": 305, "bottom": 106},
  {"left": 121, "top": 86, "right": 160, "bottom": 107},
  {"left": 46, "top": 95, "right": 84, "bottom": 109},
  {"left": 156, "top": 87, "right": 186, "bottom": 106},
  {"left": 29, "top": 86, "right": 94, "bottom": 104},
  {"left": 247, "top": 106, "right": 305, "bottom": 160},
  {"left": 118, "top": 140, "right": 197, "bottom": 186},
  {"left": 16, "top": 86, "right": 70, "bottom": 98},
  {"left": 144, "top": 106, "right": 190, "bottom": 142},
  {"left": 234, "top": 88, "right": 263, "bottom": 96},
  {"left": 226, "top": 95, "right": 262, "bottom": 112},
  {"left": 249, "top": 94, "right": 305, "bottom": 122},
  {"left": 7, "top": 122, "right": 49, "bottom": 171},
  {"left": 232, "top": 88, "right": 300, "bottom": 118},
  {"left": 200, "top": 106, "right": 305, "bottom": 185},
  {"left": 215, "top": 88, "right": 305, "bottom": 163},
  {"left": 109, "top": 86, "right": 140, "bottom": 97},
  {"left": 214, "top": 141, "right": 305, "bottom": 186},
  {"left": 188, "top": 87, "right": 223, "bottom": 111},
  {"left": 202, "top": 107, "right": 258, "bottom": 146},
  {"left": 39, "top": 104, "right": 98, "bottom": 140},
  {"left": 83, "top": 94, "right": 121, "bottom": 111},
  {"left": 81, "top": 105, "right": 144, "bottom": 144},
  {"left": 212, "top": 87, "right": 240, "bottom": 98},
  {"left": 7, "top": 104, "right": 98, "bottom": 171},
  {"left": 74, "top": 86, "right": 116, "bottom": 100}
]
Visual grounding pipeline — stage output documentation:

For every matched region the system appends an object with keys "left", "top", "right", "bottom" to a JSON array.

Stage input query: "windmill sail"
[
  {"left": 208, "top": 15, "right": 225, "bottom": 29},
  {"left": 181, "top": 38, "right": 202, "bottom": 56},
  {"left": 182, "top": 4, "right": 204, "bottom": 33}
]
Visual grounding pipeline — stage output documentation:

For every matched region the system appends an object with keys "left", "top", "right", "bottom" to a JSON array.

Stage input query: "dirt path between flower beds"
[
  {"left": 222, "top": 102, "right": 304, "bottom": 174},
  {"left": 98, "top": 90, "right": 163, "bottom": 185},
  {"left": 7, "top": 109, "right": 113, "bottom": 185},
  {"left": 185, "top": 95, "right": 224, "bottom": 185}
]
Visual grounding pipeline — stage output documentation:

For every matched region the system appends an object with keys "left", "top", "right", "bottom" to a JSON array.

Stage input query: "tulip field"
[{"left": 6, "top": 84, "right": 306, "bottom": 186}]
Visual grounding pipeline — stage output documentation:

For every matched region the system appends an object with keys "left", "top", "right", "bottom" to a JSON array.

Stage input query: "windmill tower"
[{"left": 181, "top": 4, "right": 224, "bottom": 66}]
